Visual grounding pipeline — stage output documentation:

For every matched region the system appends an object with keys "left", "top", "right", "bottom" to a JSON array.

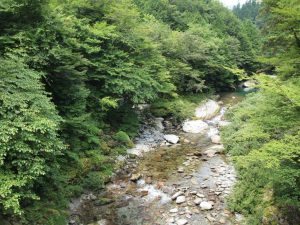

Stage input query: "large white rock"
[
  {"left": 195, "top": 100, "right": 220, "bottom": 120},
  {"left": 164, "top": 134, "right": 179, "bottom": 144},
  {"left": 200, "top": 201, "right": 213, "bottom": 210},
  {"left": 182, "top": 120, "right": 209, "bottom": 133}
]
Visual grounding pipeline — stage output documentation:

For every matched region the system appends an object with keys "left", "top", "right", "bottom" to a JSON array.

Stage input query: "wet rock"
[
  {"left": 176, "top": 196, "right": 186, "bottom": 204},
  {"left": 182, "top": 120, "right": 209, "bottom": 133},
  {"left": 130, "top": 173, "right": 141, "bottom": 182},
  {"left": 172, "top": 191, "right": 184, "bottom": 200},
  {"left": 211, "top": 135, "right": 221, "bottom": 144},
  {"left": 200, "top": 201, "right": 213, "bottom": 210},
  {"left": 164, "top": 134, "right": 179, "bottom": 144},
  {"left": 177, "top": 218, "right": 188, "bottom": 225},
  {"left": 195, "top": 100, "right": 220, "bottom": 120}
]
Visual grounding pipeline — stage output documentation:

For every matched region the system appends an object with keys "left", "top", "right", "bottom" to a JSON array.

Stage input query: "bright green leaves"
[
  {"left": 0, "top": 58, "right": 64, "bottom": 214},
  {"left": 261, "top": 0, "right": 300, "bottom": 79}
]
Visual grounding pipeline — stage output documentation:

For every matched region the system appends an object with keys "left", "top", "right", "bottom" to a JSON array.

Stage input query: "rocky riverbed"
[{"left": 69, "top": 93, "right": 245, "bottom": 225}]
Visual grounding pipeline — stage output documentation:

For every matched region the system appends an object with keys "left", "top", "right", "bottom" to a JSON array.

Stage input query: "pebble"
[
  {"left": 178, "top": 167, "right": 184, "bottom": 173},
  {"left": 169, "top": 208, "right": 179, "bottom": 213},
  {"left": 176, "top": 196, "right": 186, "bottom": 204},
  {"left": 172, "top": 191, "right": 184, "bottom": 200},
  {"left": 194, "top": 198, "right": 202, "bottom": 205}
]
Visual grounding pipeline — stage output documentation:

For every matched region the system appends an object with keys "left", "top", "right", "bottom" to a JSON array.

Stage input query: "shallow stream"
[{"left": 69, "top": 92, "right": 246, "bottom": 225}]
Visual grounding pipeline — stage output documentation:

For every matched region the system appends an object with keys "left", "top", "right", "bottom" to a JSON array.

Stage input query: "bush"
[
  {"left": 113, "top": 131, "right": 133, "bottom": 147},
  {"left": 151, "top": 93, "right": 209, "bottom": 122}
]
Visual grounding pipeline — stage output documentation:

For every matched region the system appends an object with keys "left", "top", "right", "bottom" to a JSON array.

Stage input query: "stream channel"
[{"left": 69, "top": 92, "right": 246, "bottom": 225}]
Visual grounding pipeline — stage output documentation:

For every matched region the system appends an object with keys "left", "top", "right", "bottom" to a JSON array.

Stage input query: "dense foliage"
[
  {"left": 222, "top": 0, "right": 300, "bottom": 224},
  {"left": 0, "top": 0, "right": 279, "bottom": 224},
  {"left": 233, "top": 0, "right": 261, "bottom": 23}
]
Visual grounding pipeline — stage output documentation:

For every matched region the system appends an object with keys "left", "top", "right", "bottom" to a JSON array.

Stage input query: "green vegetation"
[
  {"left": 222, "top": 1, "right": 300, "bottom": 224},
  {"left": 151, "top": 93, "right": 210, "bottom": 122},
  {"left": 0, "top": 0, "right": 298, "bottom": 224}
]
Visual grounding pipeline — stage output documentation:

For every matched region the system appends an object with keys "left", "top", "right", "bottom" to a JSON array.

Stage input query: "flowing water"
[{"left": 69, "top": 92, "right": 246, "bottom": 225}]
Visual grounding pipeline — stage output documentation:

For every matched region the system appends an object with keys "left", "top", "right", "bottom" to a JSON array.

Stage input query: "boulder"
[
  {"left": 182, "top": 120, "right": 209, "bottom": 133},
  {"left": 164, "top": 134, "right": 179, "bottom": 144},
  {"left": 195, "top": 100, "right": 220, "bottom": 120}
]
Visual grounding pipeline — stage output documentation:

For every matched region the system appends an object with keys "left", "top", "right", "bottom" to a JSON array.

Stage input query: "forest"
[{"left": 0, "top": 0, "right": 299, "bottom": 224}]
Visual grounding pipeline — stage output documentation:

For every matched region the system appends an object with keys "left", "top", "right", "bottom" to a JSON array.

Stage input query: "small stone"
[
  {"left": 167, "top": 217, "right": 175, "bottom": 223},
  {"left": 178, "top": 167, "right": 184, "bottom": 173},
  {"left": 194, "top": 198, "right": 202, "bottom": 205},
  {"left": 176, "top": 196, "right": 186, "bottom": 204},
  {"left": 130, "top": 173, "right": 141, "bottom": 182},
  {"left": 169, "top": 208, "right": 179, "bottom": 213},
  {"left": 200, "top": 201, "right": 213, "bottom": 210},
  {"left": 206, "top": 214, "right": 215, "bottom": 222},
  {"left": 172, "top": 191, "right": 184, "bottom": 200},
  {"left": 196, "top": 193, "right": 205, "bottom": 198},
  {"left": 145, "top": 177, "right": 152, "bottom": 184},
  {"left": 177, "top": 218, "right": 188, "bottom": 225},
  {"left": 219, "top": 218, "right": 226, "bottom": 224},
  {"left": 141, "top": 190, "right": 148, "bottom": 197}
]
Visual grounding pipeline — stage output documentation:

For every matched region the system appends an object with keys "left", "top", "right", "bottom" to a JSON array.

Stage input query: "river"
[{"left": 69, "top": 92, "right": 246, "bottom": 225}]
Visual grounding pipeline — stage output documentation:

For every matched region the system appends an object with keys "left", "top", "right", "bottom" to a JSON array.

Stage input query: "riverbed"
[{"left": 69, "top": 92, "right": 245, "bottom": 225}]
